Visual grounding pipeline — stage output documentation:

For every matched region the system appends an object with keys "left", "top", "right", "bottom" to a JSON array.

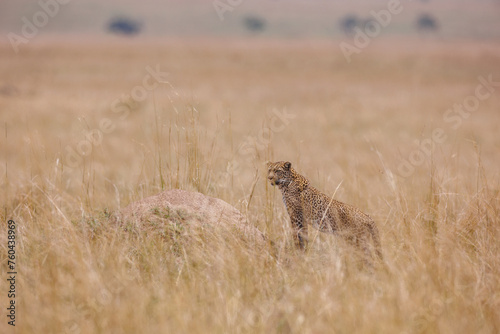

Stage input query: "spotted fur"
[{"left": 267, "top": 161, "right": 382, "bottom": 260}]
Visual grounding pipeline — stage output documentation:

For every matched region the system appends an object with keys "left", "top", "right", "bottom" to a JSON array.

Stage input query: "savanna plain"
[{"left": 1, "top": 37, "right": 500, "bottom": 333}]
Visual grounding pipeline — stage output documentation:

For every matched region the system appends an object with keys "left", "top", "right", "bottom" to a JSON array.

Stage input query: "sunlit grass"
[{"left": 0, "top": 37, "right": 499, "bottom": 333}]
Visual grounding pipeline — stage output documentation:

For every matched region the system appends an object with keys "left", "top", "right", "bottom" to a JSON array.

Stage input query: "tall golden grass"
[{"left": 1, "top": 38, "right": 499, "bottom": 333}]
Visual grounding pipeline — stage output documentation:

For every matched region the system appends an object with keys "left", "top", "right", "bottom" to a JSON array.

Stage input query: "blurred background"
[{"left": 1, "top": 0, "right": 500, "bottom": 40}]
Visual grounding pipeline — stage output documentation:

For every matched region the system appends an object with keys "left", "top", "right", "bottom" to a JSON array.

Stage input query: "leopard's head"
[{"left": 266, "top": 161, "right": 292, "bottom": 187}]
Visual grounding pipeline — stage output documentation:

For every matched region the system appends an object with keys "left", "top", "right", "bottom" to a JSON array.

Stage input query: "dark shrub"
[
  {"left": 108, "top": 17, "right": 142, "bottom": 36},
  {"left": 339, "top": 15, "right": 359, "bottom": 37},
  {"left": 243, "top": 16, "right": 266, "bottom": 33},
  {"left": 416, "top": 13, "right": 439, "bottom": 32}
]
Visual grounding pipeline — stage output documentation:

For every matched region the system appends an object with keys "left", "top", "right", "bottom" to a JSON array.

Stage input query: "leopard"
[{"left": 267, "top": 161, "right": 382, "bottom": 261}]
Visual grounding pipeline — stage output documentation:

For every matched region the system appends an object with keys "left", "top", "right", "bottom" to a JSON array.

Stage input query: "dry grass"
[{"left": 1, "top": 37, "right": 500, "bottom": 333}]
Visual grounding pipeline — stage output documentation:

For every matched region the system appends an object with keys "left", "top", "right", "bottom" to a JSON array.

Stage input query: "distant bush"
[
  {"left": 243, "top": 16, "right": 266, "bottom": 33},
  {"left": 108, "top": 17, "right": 142, "bottom": 36},
  {"left": 339, "top": 15, "right": 359, "bottom": 37},
  {"left": 416, "top": 13, "right": 439, "bottom": 32},
  {"left": 339, "top": 15, "right": 381, "bottom": 37}
]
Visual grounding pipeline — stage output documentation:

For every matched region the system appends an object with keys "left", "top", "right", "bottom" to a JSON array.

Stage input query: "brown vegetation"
[{"left": 1, "top": 37, "right": 499, "bottom": 333}]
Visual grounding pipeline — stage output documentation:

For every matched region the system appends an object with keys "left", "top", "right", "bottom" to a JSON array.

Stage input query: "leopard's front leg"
[{"left": 288, "top": 206, "right": 308, "bottom": 249}]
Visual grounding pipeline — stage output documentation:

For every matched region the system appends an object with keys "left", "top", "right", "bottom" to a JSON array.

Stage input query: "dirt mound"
[{"left": 113, "top": 189, "right": 265, "bottom": 243}]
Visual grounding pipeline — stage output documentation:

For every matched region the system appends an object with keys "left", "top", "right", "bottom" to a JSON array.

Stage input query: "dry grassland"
[{"left": 1, "top": 37, "right": 499, "bottom": 333}]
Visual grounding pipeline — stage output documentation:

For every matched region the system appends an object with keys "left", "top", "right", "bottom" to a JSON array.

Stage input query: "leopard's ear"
[
  {"left": 265, "top": 161, "right": 272, "bottom": 168},
  {"left": 284, "top": 161, "right": 291, "bottom": 170}
]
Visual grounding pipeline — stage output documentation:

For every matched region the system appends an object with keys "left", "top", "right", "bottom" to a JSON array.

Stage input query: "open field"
[{"left": 1, "top": 37, "right": 500, "bottom": 333}]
